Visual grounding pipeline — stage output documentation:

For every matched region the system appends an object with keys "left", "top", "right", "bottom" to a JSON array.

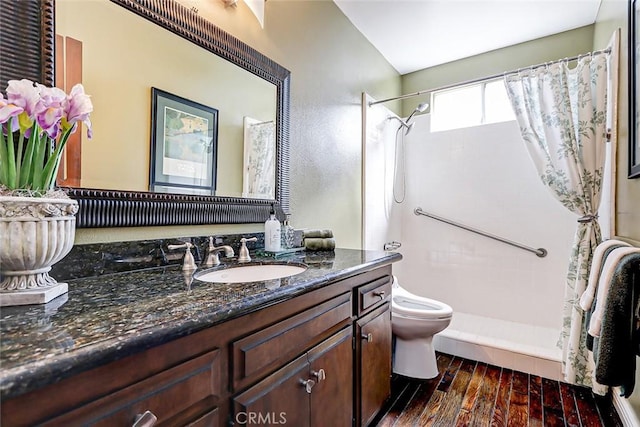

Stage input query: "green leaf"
[
  {"left": 6, "top": 127, "right": 16, "bottom": 188},
  {"left": 41, "top": 130, "right": 71, "bottom": 190},
  {"left": 15, "top": 132, "right": 24, "bottom": 183},
  {"left": 0, "top": 127, "right": 9, "bottom": 185},
  {"left": 31, "top": 129, "right": 47, "bottom": 191},
  {"left": 18, "top": 124, "right": 38, "bottom": 188}
]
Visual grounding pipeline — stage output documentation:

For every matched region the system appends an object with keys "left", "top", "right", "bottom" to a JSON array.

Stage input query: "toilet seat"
[{"left": 391, "top": 279, "right": 453, "bottom": 320}]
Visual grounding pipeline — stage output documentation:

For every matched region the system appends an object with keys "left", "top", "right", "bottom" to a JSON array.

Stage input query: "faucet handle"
[
  {"left": 167, "top": 242, "right": 197, "bottom": 271},
  {"left": 238, "top": 237, "right": 258, "bottom": 263}
]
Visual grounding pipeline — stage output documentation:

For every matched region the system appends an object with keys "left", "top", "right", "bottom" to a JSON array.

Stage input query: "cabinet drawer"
[
  {"left": 232, "top": 292, "right": 351, "bottom": 390},
  {"left": 356, "top": 276, "right": 391, "bottom": 316},
  {"left": 45, "top": 349, "right": 221, "bottom": 426}
]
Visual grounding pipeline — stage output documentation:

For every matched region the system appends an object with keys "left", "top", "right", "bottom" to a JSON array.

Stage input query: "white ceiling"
[{"left": 333, "top": 0, "right": 602, "bottom": 75}]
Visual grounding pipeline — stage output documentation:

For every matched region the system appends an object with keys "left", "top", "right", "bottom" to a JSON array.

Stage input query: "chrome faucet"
[
  {"left": 238, "top": 237, "right": 258, "bottom": 263},
  {"left": 204, "top": 236, "right": 235, "bottom": 267},
  {"left": 167, "top": 242, "right": 197, "bottom": 270}
]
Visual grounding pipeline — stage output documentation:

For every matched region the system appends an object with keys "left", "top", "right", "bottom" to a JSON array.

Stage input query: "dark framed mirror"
[{"left": 0, "top": 0, "right": 290, "bottom": 227}]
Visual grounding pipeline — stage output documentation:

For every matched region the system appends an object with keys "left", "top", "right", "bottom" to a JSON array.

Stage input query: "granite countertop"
[{"left": 0, "top": 248, "right": 401, "bottom": 400}]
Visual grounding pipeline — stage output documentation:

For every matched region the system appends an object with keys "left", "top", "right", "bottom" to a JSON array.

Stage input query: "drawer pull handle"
[
  {"left": 362, "top": 333, "right": 373, "bottom": 342},
  {"left": 373, "top": 291, "right": 385, "bottom": 300},
  {"left": 300, "top": 378, "right": 316, "bottom": 393},
  {"left": 133, "top": 410, "right": 158, "bottom": 427},
  {"left": 311, "top": 368, "right": 326, "bottom": 381}
]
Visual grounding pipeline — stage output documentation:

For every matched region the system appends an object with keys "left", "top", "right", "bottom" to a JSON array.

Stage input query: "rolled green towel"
[
  {"left": 304, "top": 237, "right": 336, "bottom": 251},
  {"left": 303, "top": 229, "right": 334, "bottom": 238}
]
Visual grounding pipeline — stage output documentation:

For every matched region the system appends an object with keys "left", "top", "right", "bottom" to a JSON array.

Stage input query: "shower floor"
[{"left": 433, "top": 312, "right": 563, "bottom": 381}]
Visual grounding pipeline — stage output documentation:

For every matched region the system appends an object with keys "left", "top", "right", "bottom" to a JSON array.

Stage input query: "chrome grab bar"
[{"left": 414, "top": 207, "right": 547, "bottom": 258}]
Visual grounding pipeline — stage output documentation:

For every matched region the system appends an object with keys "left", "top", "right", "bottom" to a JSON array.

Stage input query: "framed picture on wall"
[
  {"left": 241, "top": 117, "right": 276, "bottom": 199},
  {"left": 630, "top": 0, "right": 640, "bottom": 178},
  {"left": 149, "top": 88, "right": 219, "bottom": 194}
]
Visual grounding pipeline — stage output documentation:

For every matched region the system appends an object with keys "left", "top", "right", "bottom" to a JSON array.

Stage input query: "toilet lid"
[{"left": 392, "top": 294, "right": 453, "bottom": 319}]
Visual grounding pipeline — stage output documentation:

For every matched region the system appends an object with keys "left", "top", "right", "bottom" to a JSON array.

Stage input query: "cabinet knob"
[
  {"left": 373, "top": 291, "right": 385, "bottom": 300},
  {"left": 300, "top": 378, "right": 316, "bottom": 393},
  {"left": 362, "top": 333, "right": 373, "bottom": 342},
  {"left": 133, "top": 410, "right": 158, "bottom": 427},
  {"left": 311, "top": 368, "right": 326, "bottom": 382}
]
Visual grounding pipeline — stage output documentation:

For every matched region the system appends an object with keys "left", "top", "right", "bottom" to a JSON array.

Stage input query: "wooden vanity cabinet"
[{"left": 1, "top": 265, "right": 394, "bottom": 427}]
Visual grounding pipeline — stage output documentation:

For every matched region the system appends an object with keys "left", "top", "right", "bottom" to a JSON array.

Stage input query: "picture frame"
[
  {"left": 241, "top": 117, "right": 276, "bottom": 199},
  {"left": 150, "top": 88, "right": 219, "bottom": 194},
  {"left": 630, "top": 0, "right": 640, "bottom": 178}
]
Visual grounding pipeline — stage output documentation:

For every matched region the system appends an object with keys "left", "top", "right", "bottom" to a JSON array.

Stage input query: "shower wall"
[
  {"left": 364, "top": 109, "right": 577, "bottom": 331},
  {"left": 362, "top": 93, "right": 403, "bottom": 251}
]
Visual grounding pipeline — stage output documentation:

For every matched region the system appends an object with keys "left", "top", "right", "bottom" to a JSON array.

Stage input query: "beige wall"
[
  {"left": 75, "top": 0, "right": 401, "bottom": 246},
  {"left": 594, "top": 0, "right": 640, "bottom": 242},
  {"left": 400, "top": 25, "right": 595, "bottom": 117}
]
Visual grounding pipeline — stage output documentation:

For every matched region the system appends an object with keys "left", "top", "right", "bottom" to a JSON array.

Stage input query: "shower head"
[{"left": 406, "top": 102, "right": 429, "bottom": 123}]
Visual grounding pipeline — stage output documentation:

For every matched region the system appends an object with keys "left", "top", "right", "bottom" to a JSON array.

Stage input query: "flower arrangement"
[{"left": 0, "top": 79, "right": 93, "bottom": 195}]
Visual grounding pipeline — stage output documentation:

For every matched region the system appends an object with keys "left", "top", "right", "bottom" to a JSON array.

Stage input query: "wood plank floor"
[{"left": 372, "top": 352, "right": 624, "bottom": 427}]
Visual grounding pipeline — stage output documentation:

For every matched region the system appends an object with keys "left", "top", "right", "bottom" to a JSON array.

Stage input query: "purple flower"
[
  {"left": 5, "top": 79, "right": 41, "bottom": 132},
  {"left": 0, "top": 92, "right": 23, "bottom": 128},
  {"left": 1, "top": 78, "right": 94, "bottom": 191},
  {"left": 63, "top": 84, "right": 93, "bottom": 138},
  {"left": 35, "top": 84, "right": 67, "bottom": 139}
]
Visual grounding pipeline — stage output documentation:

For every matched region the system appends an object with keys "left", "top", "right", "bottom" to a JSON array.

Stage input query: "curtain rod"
[{"left": 368, "top": 47, "right": 611, "bottom": 107}]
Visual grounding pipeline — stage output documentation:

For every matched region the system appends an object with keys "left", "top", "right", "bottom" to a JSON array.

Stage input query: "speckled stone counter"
[{"left": 0, "top": 248, "right": 401, "bottom": 400}]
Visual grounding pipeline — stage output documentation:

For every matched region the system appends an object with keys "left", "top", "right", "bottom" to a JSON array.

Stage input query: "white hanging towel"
[
  {"left": 588, "top": 246, "right": 640, "bottom": 338},
  {"left": 579, "top": 239, "right": 631, "bottom": 311}
]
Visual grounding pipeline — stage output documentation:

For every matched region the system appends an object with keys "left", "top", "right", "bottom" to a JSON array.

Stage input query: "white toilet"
[{"left": 391, "top": 276, "right": 453, "bottom": 379}]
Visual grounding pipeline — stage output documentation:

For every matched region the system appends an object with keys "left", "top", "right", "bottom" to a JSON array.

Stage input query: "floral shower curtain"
[{"left": 504, "top": 52, "right": 609, "bottom": 391}]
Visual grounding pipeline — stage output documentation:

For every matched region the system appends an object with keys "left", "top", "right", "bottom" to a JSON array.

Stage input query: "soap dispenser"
[
  {"left": 264, "top": 204, "right": 281, "bottom": 252},
  {"left": 281, "top": 214, "right": 295, "bottom": 249}
]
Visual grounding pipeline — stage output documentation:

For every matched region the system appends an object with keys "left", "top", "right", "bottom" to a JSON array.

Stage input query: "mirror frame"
[{"left": 0, "top": 0, "right": 290, "bottom": 227}]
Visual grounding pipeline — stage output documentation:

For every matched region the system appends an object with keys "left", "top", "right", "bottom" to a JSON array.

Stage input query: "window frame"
[{"left": 430, "top": 78, "right": 514, "bottom": 132}]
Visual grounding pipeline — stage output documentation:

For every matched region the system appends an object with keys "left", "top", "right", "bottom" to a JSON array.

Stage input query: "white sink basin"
[{"left": 195, "top": 264, "right": 307, "bottom": 283}]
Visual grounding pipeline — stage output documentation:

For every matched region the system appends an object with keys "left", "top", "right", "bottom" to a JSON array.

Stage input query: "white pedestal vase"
[{"left": 0, "top": 195, "right": 78, "bottom": 306}]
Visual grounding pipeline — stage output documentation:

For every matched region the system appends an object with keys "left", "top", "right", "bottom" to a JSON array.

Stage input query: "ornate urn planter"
[{"left": 0, "top": 195, "right": 78, "bottom": 306}]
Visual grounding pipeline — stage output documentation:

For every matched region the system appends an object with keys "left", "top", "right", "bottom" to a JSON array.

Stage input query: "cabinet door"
[
  {"left": 233, "top": 354, "right": 310, "bottom": 427},
  {"left": 357, "top": 303, "right": 391, "bottom": 426},
  {"left": 307, "top": 327, "right": 353, "bottom": 427},
  {"left": 232, "top": 293, "right": 351, "bottom": 391}
]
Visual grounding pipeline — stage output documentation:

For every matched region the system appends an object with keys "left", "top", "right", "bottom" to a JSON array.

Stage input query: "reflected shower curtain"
[{"left": 504, "top": 53, "right": 609, "bottom": 392}]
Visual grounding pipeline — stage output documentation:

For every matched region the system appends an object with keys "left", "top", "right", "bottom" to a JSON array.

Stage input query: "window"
[{"left": 430, "top": 78, "right": 515, "bottom": 132}]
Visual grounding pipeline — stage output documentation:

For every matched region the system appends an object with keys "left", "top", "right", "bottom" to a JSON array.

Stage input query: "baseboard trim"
[{"left": 612, "top": 389, "right": 640, "bottom": 427}]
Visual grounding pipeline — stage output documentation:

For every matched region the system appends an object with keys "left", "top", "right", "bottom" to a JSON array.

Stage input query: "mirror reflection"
[{"left": 55, "top": 0, "right": 277, "bottom": 199}]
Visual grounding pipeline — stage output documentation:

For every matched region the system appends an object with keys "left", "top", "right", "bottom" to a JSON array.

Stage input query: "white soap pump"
[{"left": 264, "top": 204, "right": 281, "bottom": 252}]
